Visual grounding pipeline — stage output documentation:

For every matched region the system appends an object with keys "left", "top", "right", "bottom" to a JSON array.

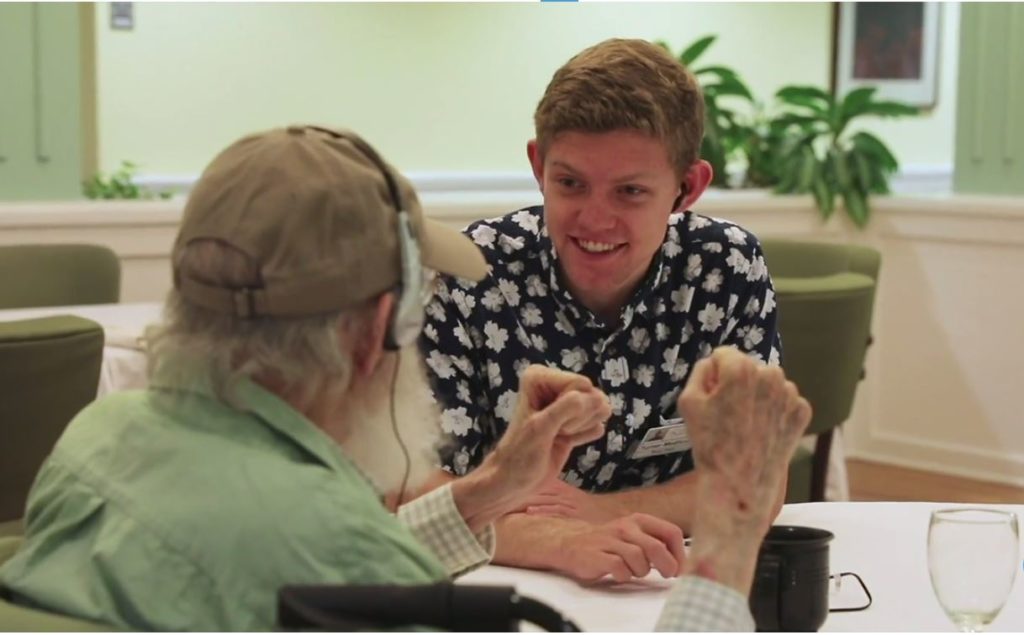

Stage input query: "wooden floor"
[{"left": 847, "top": 459, "right": 1024, "bottom": 503}]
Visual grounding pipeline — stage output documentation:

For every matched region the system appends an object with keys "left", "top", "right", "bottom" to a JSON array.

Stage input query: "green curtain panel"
[
  {"left": 0, "top": 244, "right": 120, "bottom": 309},
  {"left": 761, "top": 240, "right": 880, "bottom": 503}
]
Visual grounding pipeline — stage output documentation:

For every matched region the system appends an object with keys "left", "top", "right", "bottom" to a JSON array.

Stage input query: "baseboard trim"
[{"left": 849, "top": 431, "right": 1024, "bottom": 488}]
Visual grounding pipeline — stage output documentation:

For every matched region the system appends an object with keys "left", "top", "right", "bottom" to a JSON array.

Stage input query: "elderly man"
[
  {"left": 0, "top": 126, "right": 809, "bottom": 631},
  {"left": 419, "top": 38, "right": 788, "bottom": 582}
]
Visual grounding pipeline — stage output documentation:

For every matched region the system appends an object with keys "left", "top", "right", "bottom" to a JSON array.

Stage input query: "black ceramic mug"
[{"left": 748, "top": 525, "right": 835, "bottom": 632}]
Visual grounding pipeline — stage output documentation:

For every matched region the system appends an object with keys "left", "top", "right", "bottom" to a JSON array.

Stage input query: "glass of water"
[{"left": 928, "top": 508, "right": 1020, "bottom": 632}]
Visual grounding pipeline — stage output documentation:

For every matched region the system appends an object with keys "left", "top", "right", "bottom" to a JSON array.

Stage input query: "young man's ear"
[
  {"left": 350, "top": 292, "right": 396, "bottom": 379},
  {"left": 526, "top": 140, "right": 544, "bottom": 192},
  {"left": 675, "top": 159, "right": 714, "bottom": 211}
]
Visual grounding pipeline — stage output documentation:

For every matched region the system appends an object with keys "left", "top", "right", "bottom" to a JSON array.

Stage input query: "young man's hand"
[
  {"left": 494, "top": 512, "right": 685, "bottom": 583},
  {"left": 548, "top": 514, "right": 685, "bottom": 583}
]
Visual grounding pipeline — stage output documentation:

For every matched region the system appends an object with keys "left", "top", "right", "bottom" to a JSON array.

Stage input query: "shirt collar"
[
  {"left": 536, "top": 207, "right": 670, "bottom": 331},
  {"left": 149, "top": 370, "right": 353, "bottom": 476}
]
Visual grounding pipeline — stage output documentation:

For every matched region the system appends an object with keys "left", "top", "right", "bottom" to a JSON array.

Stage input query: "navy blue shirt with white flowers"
[{"left": 419, "top": 205, "right": 781, "bottom": 492}]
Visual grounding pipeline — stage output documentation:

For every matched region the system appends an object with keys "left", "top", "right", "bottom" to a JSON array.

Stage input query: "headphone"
[{"left": 308, "top": 126, "right": 424, "bottom": 351}]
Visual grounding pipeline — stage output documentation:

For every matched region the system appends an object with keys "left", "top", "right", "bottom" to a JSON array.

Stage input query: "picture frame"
[{"left": 833, "top": 2, "right": 941, "bottom": 107}]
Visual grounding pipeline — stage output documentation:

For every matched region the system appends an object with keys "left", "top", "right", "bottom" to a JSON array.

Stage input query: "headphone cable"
[{"left": 389, "top": 348, "right": 412, "bottom": 508}]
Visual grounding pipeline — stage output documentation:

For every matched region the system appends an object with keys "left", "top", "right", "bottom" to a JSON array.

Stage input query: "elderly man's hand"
[
  {"left": 678, "top": 346, "right": 811, "bottom": 593},
  {"left": 452, "top": 365, "right": 611, "bottom": 530},
  {"left": 489, "top": 365, "right": 611, "bottom": 500}
]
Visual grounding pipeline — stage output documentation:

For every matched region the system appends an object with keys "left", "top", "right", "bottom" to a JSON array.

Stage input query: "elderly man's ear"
[{"left": 349, "top": 292, "right": 397, "bottom": 379}]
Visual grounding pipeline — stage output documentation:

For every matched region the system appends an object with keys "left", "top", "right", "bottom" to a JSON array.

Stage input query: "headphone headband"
[{"left": 306, "top": 127, "right": 424, "bottom": 350}]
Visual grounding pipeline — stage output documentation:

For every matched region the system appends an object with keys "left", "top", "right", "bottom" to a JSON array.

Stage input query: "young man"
[
  {"left": 420, "top": 38, "right": 784, "bottom": 581},
  {"left": 0, "top": 125, "right": 810, "bottom": 632}
]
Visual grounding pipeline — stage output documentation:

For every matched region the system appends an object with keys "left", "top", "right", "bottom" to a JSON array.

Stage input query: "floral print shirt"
[{"left": 419, "top": 205, "right": 781, "bottom": 492}]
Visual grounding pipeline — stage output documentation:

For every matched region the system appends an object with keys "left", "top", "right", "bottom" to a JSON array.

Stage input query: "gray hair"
[{"left": 146, "top": 239, "right": 373, "bottom": 409}]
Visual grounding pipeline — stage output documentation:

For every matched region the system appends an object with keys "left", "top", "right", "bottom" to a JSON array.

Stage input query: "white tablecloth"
[
  {"left": 460, "top": 502, "right": 1024, "bottom": 632},
  {"left": 0, "top": 301, "right": 849, "bottom": 499}
]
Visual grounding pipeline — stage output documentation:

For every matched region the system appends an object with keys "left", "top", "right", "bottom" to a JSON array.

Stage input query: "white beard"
[{"left": 338, "top": 346, "right": 443, "bottom": 497}]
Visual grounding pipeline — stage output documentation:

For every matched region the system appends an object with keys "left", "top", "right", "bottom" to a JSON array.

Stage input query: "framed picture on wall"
[{"left": 834, "top": 2, "right": 941, "bottom": 107}]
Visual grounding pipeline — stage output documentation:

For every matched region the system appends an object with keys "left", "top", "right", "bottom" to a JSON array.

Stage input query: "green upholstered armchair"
[
  {"left": 0, "top": 537, "right": 110, "bottom": 631},
  {"left": 0, "top": 316, "right": 104, "bottom": 536},
  {"left": 0, "top": 244, "right": 120, "bottom": 309},
  {"left": 760, "top": 240, "right": 881, "bottom": 503}
]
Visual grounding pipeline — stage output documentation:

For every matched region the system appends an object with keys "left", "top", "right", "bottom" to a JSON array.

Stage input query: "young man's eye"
[
  {"left": 621, "top": 185, "right": 647, "bottom": 196},
  {"left": 556, "top": 177, "right": 581, "bottom": 189}
]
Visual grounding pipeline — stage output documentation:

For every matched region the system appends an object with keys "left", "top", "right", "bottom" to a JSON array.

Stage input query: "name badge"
[{"left": 626, "top": 417, "right": 691, "bottom": 459}]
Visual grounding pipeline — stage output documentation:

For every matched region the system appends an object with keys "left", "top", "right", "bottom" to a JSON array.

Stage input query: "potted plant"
[
  {"left": 658, "top": 36, "right": 919, "bottom": 227},
  {"left": 83, "top": 161, "right": 173, "bottom": 200},
  {"left": 768, "top": 86, "right": 917, "bottom": 226},
  {"left": 657, "top": 36, "right": 755, "bottom": 189}
]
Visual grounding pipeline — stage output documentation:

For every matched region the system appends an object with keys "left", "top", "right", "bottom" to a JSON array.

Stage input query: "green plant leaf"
[
  {"left": 812, "top": 172, "right": 835, "bottom": 220},
  {"left": 850, "top": 148, "right": 875, "bottom": 193},
  {"left": 796, "top": 146, "right": 819, "bottom": 193},
  {"left": 777, "top": 85, "right": 832, "bottom": 102},
  {"left": 679, "top": 35, "right": 716, "bottom": 66},
  {"left": 694, "top": 65, "right": 739, "bottom": 80},
  {"left": 700, "top": 130, "right": 730, "bottom": 188},
  {"left": 842, "top": 188, "right": 870, "bottom": 228},
  {"left": 838, "top": 87, "right": 878, "bottom": 128},
  {"left": 773, "top": 152, "right": 798, "bottom": 193},
  {"left": 840, "top": 86, "right": 877, "bottom": 111},
  {"left": 777, "top": 129, "right": 819, "bottom": 163},
  {"left": 862, "top": 100, "right": 919, "bottom": 118},
  {"left": 79, "top": 159, "right": 171, "bottom": 200},
  {"left": 772, "top": 113, "right": 824, "bottom": 130},
  {"left": 850, "top": 132, "right": 899, "bottom": 172},
  {"left": 705, "top": 75, "right": 755, "bottom": 101},
  {"left": 776, "top": 85, "right": 833, "bottom": 113},
  {"left": 831, "top": 149, "right": 853, "bottom": 191}
]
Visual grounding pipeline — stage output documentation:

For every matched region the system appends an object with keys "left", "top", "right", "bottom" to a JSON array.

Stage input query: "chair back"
[
  {"left": 762, "top": 240, "right": 880, "bottom": 435},
  {"left": 0, "top": 537, "right": 110, "bottom": 631},
  {"left": 0, "top": 244, "right": 120, "bottom": 309},
  {"left": 761, "top": 240, "right": 880, "bottom": 501},
  {"left": 0, "top": 316, "right": 104, "bottom": 523}
]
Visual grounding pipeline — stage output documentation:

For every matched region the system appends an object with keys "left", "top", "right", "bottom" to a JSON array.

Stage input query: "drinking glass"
[{"left": 928, "top": 508, "right": 1020, "bottom": 632}]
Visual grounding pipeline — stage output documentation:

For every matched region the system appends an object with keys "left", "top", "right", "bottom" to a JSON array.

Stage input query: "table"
[
  {"left": 0, "top": 302, "right": 160, "bottom": 397},
  {"left": 0, "top": 302, "right": 849, "bottom": 499},
  {"left": 460, "top": 502, "right": 1024, "bottom": 632}
]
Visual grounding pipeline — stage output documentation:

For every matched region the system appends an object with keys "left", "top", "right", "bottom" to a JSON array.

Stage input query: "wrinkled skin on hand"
[
  {"left": 516, "top": 477, "right": 619, "bottom": 524},
  {"left": 678, "top": 346, "right": 812, "bottom": 589},
  {"left": 468, "top": 365, "right": 613, "bottom": 520}
]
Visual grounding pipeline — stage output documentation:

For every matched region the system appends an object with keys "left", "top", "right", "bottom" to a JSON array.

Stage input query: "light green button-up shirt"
[{"left": 0, "top": 376, "right": 491, "bottom": 631}]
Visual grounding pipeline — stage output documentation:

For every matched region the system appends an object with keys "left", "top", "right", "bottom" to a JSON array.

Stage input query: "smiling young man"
[{"left": 419, "top": 38, "right": 784, "bottom": 582}]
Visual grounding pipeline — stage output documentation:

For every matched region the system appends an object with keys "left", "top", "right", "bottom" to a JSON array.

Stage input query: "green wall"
[{"left": 954, "top": 3, "right": 1024, "bottom": 195}]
